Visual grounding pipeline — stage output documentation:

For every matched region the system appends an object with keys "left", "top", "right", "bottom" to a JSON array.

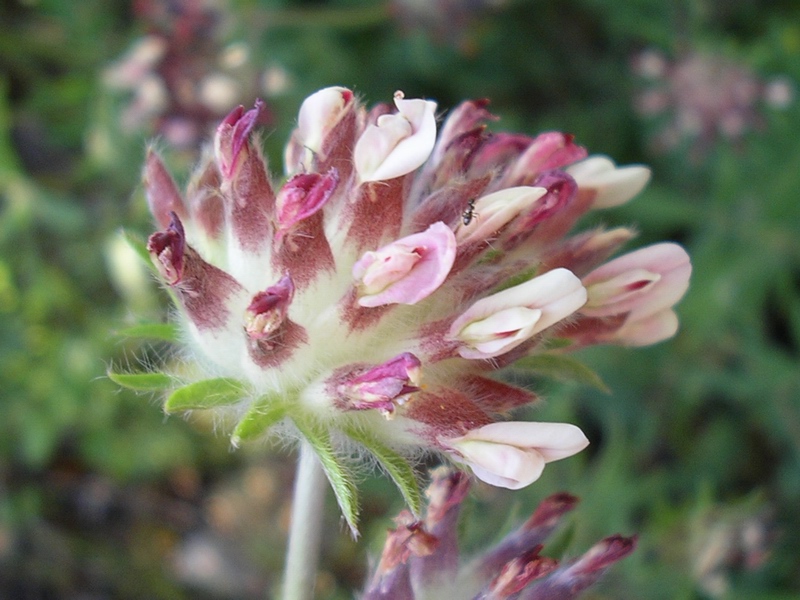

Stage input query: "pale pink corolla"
[
  {"left": 455, "top": 186, "right": 547, "bottom": 244},
  {"left": 444, "top": 421, "right": 589, "bottom": 490},
  {"left": 353, "top": 222, "right": 456, "bottom": 307},
  {"left": 354, "top": 91, "right": 437, "bottom": 183},
  {"left": 285, "top": 86, "right": 353, "bottom": 170},
  {"left": 611, "top": 308, "right": 679, "bottom": 347},
  {"left": 581, "top": 242, "right": 691, "bottom": 320},
  {"left": 449, "top": 268, "right": 587, "bottom": 359},
  {"left": 566, "top": 155, "right": 651, "bottom": 209}
]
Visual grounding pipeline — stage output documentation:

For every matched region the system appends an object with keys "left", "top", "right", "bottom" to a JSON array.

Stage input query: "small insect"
[{"left": 462, "top": 198, "right": 478, "bottom": 226}]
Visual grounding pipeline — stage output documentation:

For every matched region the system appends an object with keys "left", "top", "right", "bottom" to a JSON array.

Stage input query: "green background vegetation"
[{"left": 1, "top": 0, "right": 799, "bottom": 597}]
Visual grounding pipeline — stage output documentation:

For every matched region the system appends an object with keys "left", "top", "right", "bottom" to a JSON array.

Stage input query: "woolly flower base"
[{"left": 114, "top": 87, "right": 691, "bottom": 533}]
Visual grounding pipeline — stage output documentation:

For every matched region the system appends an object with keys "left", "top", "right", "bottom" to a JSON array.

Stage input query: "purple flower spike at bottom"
[{"left": 363, "top": 469, "right": 635, "bottom": 599}]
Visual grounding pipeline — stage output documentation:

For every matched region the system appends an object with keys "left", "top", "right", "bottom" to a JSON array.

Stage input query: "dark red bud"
[{"left": 147, "top": 211, "right": 186, "bottom": 285}]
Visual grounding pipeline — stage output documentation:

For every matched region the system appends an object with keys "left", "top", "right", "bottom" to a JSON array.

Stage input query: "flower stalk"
[{"left": 282, "top": 441, "right": 328, "bottom": 600}]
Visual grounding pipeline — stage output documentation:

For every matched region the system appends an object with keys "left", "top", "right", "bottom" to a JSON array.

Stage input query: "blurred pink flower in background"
[{"left": 632, "top": 49, "right": 793, "bottom": 160}]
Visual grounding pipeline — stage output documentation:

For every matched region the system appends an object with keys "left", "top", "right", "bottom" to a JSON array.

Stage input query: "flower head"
[{"left": 124, "top": 88, "right": 691, "bottom": 533}]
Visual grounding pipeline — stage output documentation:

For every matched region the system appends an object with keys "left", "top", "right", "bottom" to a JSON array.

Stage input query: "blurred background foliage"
[{"left": 1, "top": 0, "right": 799, "bottom": 597}]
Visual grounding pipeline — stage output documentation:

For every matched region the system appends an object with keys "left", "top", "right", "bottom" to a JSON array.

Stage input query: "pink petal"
[
  {"left": 582, "top": 243, "right": 691, "bottom": 319},
  {"left": 613, "top": 308, "right": 680, "bottom": 346},
  {"left": 567, "top": 155, "right": 651, "bottom": 209},
  {"left": 457, "top": 421, "right": 590, "bottom": 462},
  {"left": 354, "top": 222, "right": 457, "bottom": 307},
  {"left": 458, "top": 442, "right": 546, "bottom": 490},
  {"left": 296, "top": 86, "right": 353, "bottom": 154},
  {"left": 354, "top": 92, "right": 437, "bottom": 182},
  {"left": 455, "top": 186, "right": 547, "bottom": 244},
  {"left": 449, "top": 268, "right": 587, "bottom": 359}
]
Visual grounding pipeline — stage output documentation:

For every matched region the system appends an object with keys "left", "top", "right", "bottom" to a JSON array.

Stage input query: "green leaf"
[
  {"left": 294, "top": 416, "right": 360, "bottom": 537},
  {"left": 116, "top": 322, "right": 180, "bottom": 343},
  {"left": 108, "top": 370, "right": 174, "bottom": 391},
  {"left": 344, "top": 425, "right": 421, "bottom": 517},
  {"left": 230, "top": 397, "right": 288, "bottom": 445},
  {"left": 512, "top": 354, "right": 610, "bottom": 393},
  {"left": 165, "top": 378, "right": 246, "bottom": 413}
]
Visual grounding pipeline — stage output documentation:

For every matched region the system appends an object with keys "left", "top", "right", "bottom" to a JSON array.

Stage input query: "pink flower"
[
  {"left": 331, "top": 352, "right": 422, "bottom": 417},
  {"left": 454, "top": 186, "right": 547, "bottom": 245},
  {"left": 611, "top": 308, "right": 680, "bottom": 347},
  {"left": 449, "top": 268, "right": 587, "bottom": 359},
  {"left": 354, "top": 91, "right": 438, "bottom": 182},
  {"left": 275, "top": 169, "right": 339, "bottom": 240},
  {"left": 443, "top": 422, "right": 589, "bottom": 489},
  {"left": 566, "top": 155, "right": 651, "bottom": 209},
  {"left": 582, "top": 242, "right": 691, "bottom": 321},
  {"left": 285, "top": 86, "right": 354, "bottom": 172},
  {"left": 353, "top": 222, "right": 457, "bottom": 307}
]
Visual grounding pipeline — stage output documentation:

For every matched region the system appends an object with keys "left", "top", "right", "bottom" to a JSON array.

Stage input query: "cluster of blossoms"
[
  {"left": 104, "top": 0, "right": 283, "bottom": 149},
  {"left": 364, "top": 467, "right": 636, "bottom": 599},
  {"left": 135, "top": 86, "right": 691, "bottom": 531},
  {"left": 632, "top": 49, "right": 793, "bottom": 159}
]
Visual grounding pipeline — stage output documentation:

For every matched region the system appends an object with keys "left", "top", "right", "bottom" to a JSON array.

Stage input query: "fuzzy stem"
[{"left": 281, "top": 441, "right": 327, "bottom": 600}]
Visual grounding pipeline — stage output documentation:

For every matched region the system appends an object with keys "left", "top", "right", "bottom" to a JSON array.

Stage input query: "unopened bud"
[
  {"left": 333, "top": 352, "right": 422, "bottom": 417},
  {"left": 244, "top": 274, "right": 295, "bottom": 340},
  {"left": 147, "top": 211, "right": 185, "bottom": 285}
]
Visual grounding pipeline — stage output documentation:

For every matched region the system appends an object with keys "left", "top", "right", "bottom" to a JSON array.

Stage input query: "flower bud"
[
  {"left": 474, "top": 493, "right": 579, "bottom": 586},
  {"left": 214, "top": 99, "right": 266, "bottom": 180},
  {"left": 185, "top": 156, "right": 225, "bottom": 243},
  {"left": 521, "top": 535, "right": 636, "bottom": 599},
  {"left": 364, "top": 512, "right": 438, "bottom": 600},
  {"left": 431, "top": 98, "right": 495, "bottom": 167},
  {"left": 502, "top": 132, "right": 587, "bottom": 187},
  {"left": 499, "top": 171, "right": 578, "bottom": 251},
  {"left": 275, "top": 168, "right": 339, "bottom": 240},
  {"left": 147, "top": 211, "right": 185, "bottom": 285},
  {"left": 143, "top": 149, "right": 188, "bottom": 229},
  {"left": 214, "top": 100, "right": 276, "bottom": 265},
  {"left": 483, "top": 547, "right": 558, "bottom": 598},
  {"left": 409, "top": 468, "right": 470, "bottom": 590},
  {"left": 332, "top": 353, "right": 422, "bottom": 417},
  {"left": 244, "top": 274, "right": 294, "bottom": 340},
  {"left": 469, "top": 133, "right": 534, "bottom": 177}
]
